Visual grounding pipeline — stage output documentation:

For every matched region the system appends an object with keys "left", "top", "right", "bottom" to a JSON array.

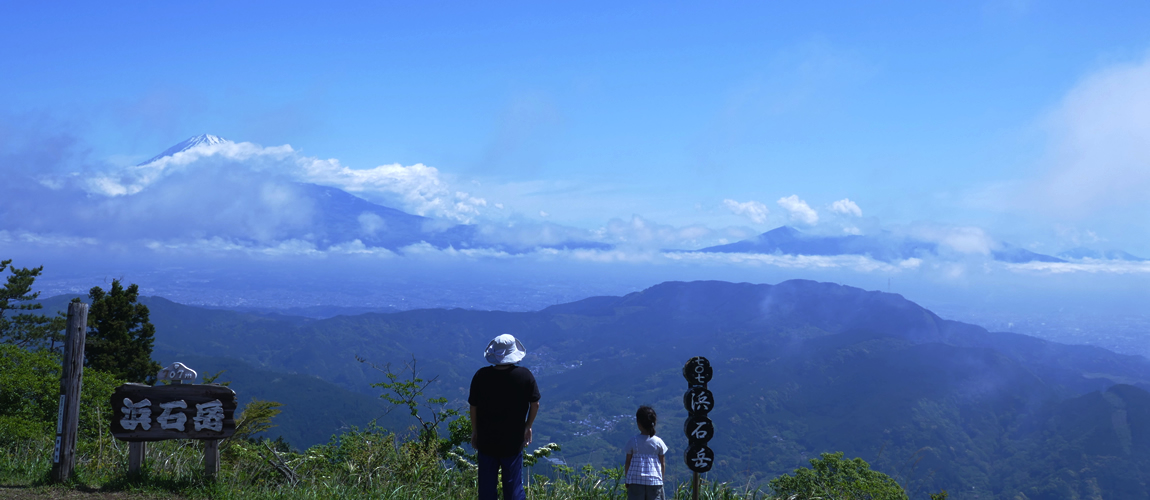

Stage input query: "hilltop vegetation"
[{"left": 26, "top": 279, "right": 1150, "bottom": 498}]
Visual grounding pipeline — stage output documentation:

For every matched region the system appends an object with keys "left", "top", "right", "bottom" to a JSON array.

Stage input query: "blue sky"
[{"left": 3, "top": 1, "right": 1150, "bottom": 300}]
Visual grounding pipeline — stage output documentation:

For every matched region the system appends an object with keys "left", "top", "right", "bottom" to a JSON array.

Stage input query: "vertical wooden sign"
[
  {"left": 51, "top": 302, "right": 88, "bottom": 483},
  {"left": 682, "top": 356, "right": 715, "bottom": 500}
]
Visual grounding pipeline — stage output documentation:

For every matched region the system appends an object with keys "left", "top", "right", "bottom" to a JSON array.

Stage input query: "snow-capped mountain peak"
[{"left": 138, "top": 134, "right": 230, "bottom": 166}]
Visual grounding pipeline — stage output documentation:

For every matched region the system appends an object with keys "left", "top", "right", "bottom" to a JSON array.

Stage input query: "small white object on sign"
[{"left": 157, "top": 362, "right": 198, "bottom": 384}]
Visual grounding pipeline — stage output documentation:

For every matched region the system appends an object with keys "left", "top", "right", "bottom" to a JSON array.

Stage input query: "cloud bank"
[
  {"left": 830, "top": 198, "right": 862, "bottom": 217},
  {"left": 777, "top": 195, "right": 819, "bottom": 225},
  {"left": 1039, "top": 51, "right": 1150, "bottom": 214},
  {"left": 723, "top": 199, "right": 770, "bottom": 224},
  {"left": 2, "top": 132, "right": 1145, "bottom": 278}
]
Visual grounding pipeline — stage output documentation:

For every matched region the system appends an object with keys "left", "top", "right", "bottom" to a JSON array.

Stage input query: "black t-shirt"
[{"left": 468, "top": 365, "right": 541, "bottom": 457}]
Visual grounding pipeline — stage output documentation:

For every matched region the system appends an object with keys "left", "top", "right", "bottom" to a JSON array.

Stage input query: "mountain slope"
[
  {"left": 138, "top": 133, "right": 229, "bottom": 165},
  {"left": 46, "top": 279, "right": 1150, "bottom": 498}
]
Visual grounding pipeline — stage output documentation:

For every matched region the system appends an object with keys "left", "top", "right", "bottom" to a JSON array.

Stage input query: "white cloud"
[
  {"left": 723, "top": 199, "right": 770, "bottom": 224},
  {"left": 298, "top": 158, "right": 486, "bottom": 222},
  {"left": 777, "top": 195, "right": 819, "bottom": 225},
  {"left": 830, "top": 198, "right": 862, "bottom": 217},
  {"left": 665, "top": 250, "right": 912, "bottom": 273},
  {"left": 1005, "top": 260, "right": 1150, "bottom": 274},
  {"left": 594, "top": 215, "right": 749, "bottom": 250},
  {"left": 1038, "top": 51, "right": 1150, "bottom": 213},
  {"left": 908, "top": 225, "right": 995, "bottom": 255},
  {"left": 358, "top": 212, "right": 386, "bottom": 235},
  {"left": 77, "top": 137, "right": 487, "bottom": 223}
]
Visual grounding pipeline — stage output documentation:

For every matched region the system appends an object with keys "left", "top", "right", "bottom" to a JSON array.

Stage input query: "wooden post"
[
  {"left": 128, "top": 442, "right": 146, "bottom": 475},
  {"left": 51, "top": 302, "right": 88, "bottom": 483},
  {"left": 692, "top": 471, "right": 700, "bottom": 500},
  {"left": 204, "top": 439, "right": 220, "bottom": 480}
]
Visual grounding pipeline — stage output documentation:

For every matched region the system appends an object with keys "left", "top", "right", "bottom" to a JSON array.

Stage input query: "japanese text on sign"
[
  {"left": 683, "top": 387, "right": 714, "bottom": 414},
  {"left": 109, "top": 383, "right": 236, "bottom": 442},
  {"left": 682, "top": 356, "right": 716, "bottom": 474}
]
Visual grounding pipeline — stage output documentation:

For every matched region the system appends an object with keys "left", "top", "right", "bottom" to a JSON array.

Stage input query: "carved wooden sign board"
[
  {"left": 682, "top": 356, "right": 715, "bottom": 473},
  {"left": 109, "top": 383, "right": 237, "bottom": 442}
]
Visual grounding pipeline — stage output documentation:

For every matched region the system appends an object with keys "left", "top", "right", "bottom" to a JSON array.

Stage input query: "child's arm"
[
  {"left": 659, "top": 454, "right": 666, "bottom": 479},
  {"left": 624, "top": 453, "right": 633, "bottom": 485}
]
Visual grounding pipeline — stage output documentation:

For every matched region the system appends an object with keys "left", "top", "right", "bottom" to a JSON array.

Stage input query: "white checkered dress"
[{"left": 624, "top": 434, "right": 668, "bottom": 485}]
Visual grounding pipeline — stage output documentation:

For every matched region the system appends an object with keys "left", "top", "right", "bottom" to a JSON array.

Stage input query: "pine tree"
[
  {"left": 0, "top": 259, "right": 65, "bottom": 350},
  {"left": 86, "top": 280, "right": 161, "bottom": 383}
]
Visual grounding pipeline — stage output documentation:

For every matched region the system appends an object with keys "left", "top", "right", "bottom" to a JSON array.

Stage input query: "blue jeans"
[{"left": 477, "top": 450, "right": 525, "bottom": 500}]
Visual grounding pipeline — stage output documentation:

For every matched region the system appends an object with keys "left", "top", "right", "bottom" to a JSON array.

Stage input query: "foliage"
[
  {"left": 360, "top": 355, "right": 469, "bottom": 456},
  {"left": 0, "top": 350, "right": 764, "bottom": 500},
  {"left": 0, "top": 259, "right": 65, "bottom": 350},
  {"left": 768, "top": 452, "right": 907, "bottom": 500},
  {"left": 0, "top": 343, "right": 122, "bottom": 445},
  {"left": 223, "top": 399, "right": 284, "bottom": 451},
  {"left": 86, "top": 280, "right": 162, "bottom": 384}
]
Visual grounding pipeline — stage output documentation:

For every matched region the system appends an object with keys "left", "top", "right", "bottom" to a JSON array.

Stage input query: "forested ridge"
[{"left": 13, "top": 275, "right": 1150, "bottom": 498}]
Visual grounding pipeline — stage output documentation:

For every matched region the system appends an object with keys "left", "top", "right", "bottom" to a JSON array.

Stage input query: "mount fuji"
[
  {"left": 133, "top": 134, "right": 610, "bottom": 253},
  {"left": 138, "top": 133, "right": 229, "bottom": 166}
]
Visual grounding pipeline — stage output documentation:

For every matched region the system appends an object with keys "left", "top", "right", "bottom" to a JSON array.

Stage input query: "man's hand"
[
  {"left": 523, "top": 427, "right": 533, "bottom": 448},
  {"left": 471, "top": 433, "right": 478, "bottom": 450}
]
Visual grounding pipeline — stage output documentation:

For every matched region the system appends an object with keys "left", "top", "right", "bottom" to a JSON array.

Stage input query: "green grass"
[{"left": 1, "top": 430, "right": 769, "bottom": 500}]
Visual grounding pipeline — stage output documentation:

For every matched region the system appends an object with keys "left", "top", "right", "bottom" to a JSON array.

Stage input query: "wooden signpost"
[
  {"left": 50, "top": 302, "right": 88, "bottom": 483},
  {"left": 110, "top": 363, "right": 237, "bottom": 478},
  {"left": 682, "top": 356, "right": 715, "bottom": 500}
]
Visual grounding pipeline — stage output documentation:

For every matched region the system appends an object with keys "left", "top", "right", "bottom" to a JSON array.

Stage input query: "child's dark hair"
[{"left": 636, "top": 405, "right": 657, "bottom": 436}]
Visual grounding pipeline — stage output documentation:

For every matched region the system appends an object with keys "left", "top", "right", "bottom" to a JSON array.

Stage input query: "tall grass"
[{"left": 1, "top": 428, "right": 768, "bottom": 499}]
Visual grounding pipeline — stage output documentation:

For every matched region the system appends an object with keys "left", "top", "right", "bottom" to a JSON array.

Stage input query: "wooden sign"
[
  {"left": 684, "top": 443, "right": 715, "bottom": 473},
  {"left": 683, "top": 386, "right": 714, "bottom": 415},
  {"left": 682, "top": 356, "right": 712, "bottom": 387},
  {"left": 684, "top": 413, "right": 714, "bottom": 444},
  {"left": 109, "top": 383, "right": 237, "bottom": 441},
  {"left": 682, "top": 356, "right": 716, "bottom": 475}
]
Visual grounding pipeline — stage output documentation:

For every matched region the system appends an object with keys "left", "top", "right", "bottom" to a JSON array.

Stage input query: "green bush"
[
  {"left": 769, "top": 451, "right": 907, "bottom": 500},
  {"left": 0, "top": 344, "right": 122, "bottom": 445}
]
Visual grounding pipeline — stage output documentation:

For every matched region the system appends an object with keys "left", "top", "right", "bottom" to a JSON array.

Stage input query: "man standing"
[{"left": 469, "top": 334, "right": 541, "bottom": 500}]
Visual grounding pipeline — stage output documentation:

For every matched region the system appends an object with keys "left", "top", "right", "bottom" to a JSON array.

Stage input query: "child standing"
[{"left": 623, "top": 405, "right": 669, "bottom": 500}]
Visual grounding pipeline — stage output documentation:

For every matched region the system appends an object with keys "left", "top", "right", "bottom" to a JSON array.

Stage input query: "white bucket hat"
[{"left": 484, "top": 334, "right": 526, "bottom": 365}]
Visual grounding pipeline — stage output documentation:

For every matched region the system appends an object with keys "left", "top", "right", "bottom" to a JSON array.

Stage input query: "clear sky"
[{"left": 3, "top": 2, "right": 1150, "bottom": 295}]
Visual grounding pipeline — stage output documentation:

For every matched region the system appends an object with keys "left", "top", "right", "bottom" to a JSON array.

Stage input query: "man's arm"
[
  {"left": 469, "top": 405, "right": 478, "bottom": 449},
  {"left": 523, "top": 401, "right": 539, "bottom": 448}
]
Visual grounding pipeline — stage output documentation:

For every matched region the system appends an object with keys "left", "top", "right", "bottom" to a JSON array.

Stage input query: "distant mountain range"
[
  {"left": 130, "top": 135, "right": 1144, "bottom": 264},
  {"left": 695, "top": 226, "right": 1070, "bottom": 264},
  {"left": 40, "top": 278, "right": 1150, "bottom": 498},
  {"left": 1057, "top": 247, "right": 1148, "bottom": 262},
  {"left": 134, "top": 134, "right": 609, "bottom": 253}
]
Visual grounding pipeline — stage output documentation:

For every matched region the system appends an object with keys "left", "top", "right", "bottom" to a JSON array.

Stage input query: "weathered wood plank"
[
  {"left": 128, "top": 442, "right": 146, "bottom": 475},
  {"left": 109, "top": 384, "right": 238, "bottom": 441},
  {"left": 50, "top": 302, "right": 88, "bottom": 483},
  {"left": 204, "top": 440, "right": 220, "bottom": 479}
]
